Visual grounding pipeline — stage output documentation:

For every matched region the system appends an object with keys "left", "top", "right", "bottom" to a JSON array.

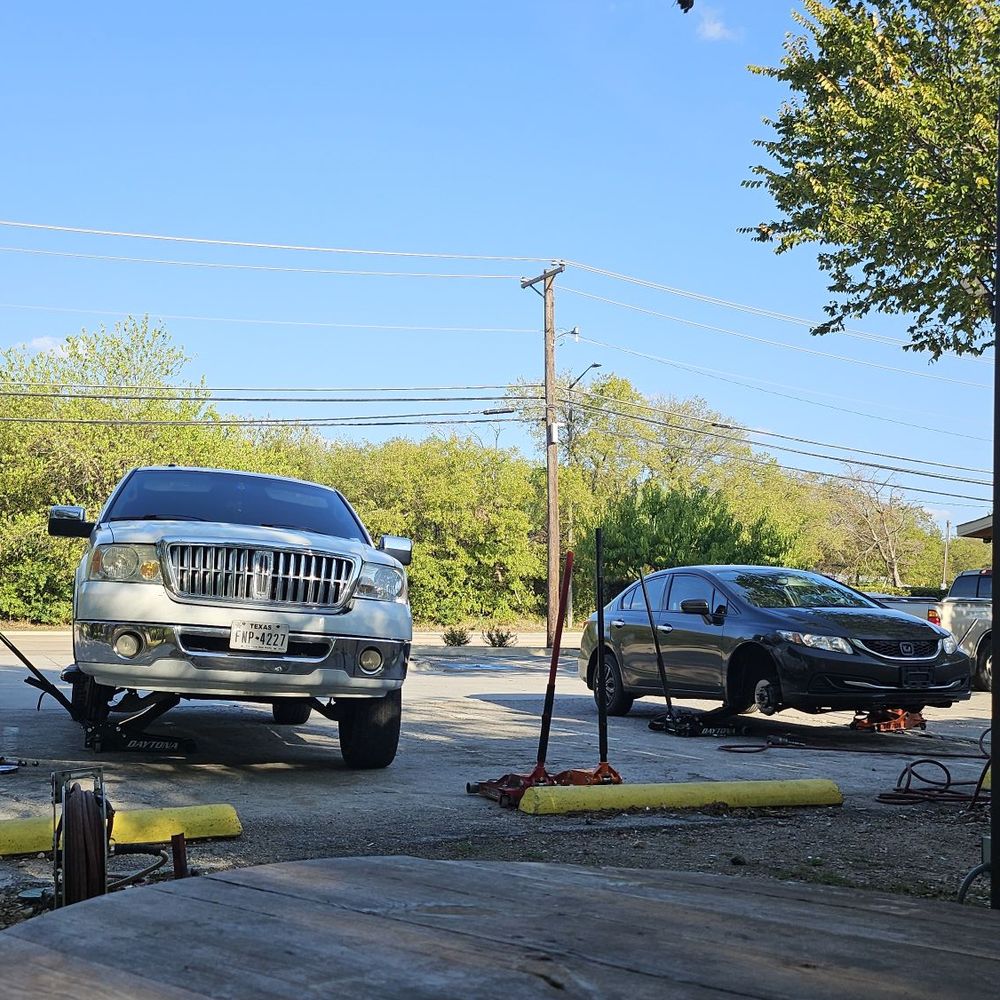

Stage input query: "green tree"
[
  {"left": 744, "top": 0, "right": 999, "bottom": 356},
  {"left": 579, "top": 482, "right": 790, "bottom": 597}
]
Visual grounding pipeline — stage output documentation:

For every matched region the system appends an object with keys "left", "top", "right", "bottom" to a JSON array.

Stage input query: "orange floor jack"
[
  {"left": 467, "top": 532, "right": 622, "bottom": 808},
  {"left": 850, "top": 708, "right": 927, "bottom": 733}
]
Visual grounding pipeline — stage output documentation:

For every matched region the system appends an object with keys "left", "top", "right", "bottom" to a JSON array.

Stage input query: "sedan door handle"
[
  {"left": 656, "top": 624, "right": 673, "bottom": 634},
  {"left": 610, "top": 620, "right": 626, "bottom": 629}
]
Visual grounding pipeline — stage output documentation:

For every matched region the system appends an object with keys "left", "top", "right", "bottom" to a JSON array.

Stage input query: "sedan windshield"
[
  {"left": 106, "top": 469, "right": 367, "bottom": 542},
  {"left": 715, "top": 569, "right": 877, "bottom": 610}
]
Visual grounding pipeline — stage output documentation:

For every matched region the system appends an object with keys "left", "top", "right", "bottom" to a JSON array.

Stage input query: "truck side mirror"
[
  {"left": 378, "top": 534, "right": 412, "bottom": 567},
  {"left": 48, "top": 505, "right": 95, "bottom": 538}
]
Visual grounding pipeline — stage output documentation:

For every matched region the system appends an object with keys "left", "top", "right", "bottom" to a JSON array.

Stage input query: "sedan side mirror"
[
  {"left": 48, "top": 505, "right": 96, "bottom": 538},
  {"left": 679, "top": 598, "right": 711, "bottom": 616},
  {"left": 378, "top": 534, "right": 413, "bottom": 566}
]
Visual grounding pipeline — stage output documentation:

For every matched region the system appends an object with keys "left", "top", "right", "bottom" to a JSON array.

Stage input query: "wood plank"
[
  {"left": 0, "top": 934, "right": 202, "bottom": 1000},
  {"left": 3, "top": 858, "right": 997, "bottom": 1000},
  {"left": 5, "top": 876, "right": 709, "bottom": 999}
]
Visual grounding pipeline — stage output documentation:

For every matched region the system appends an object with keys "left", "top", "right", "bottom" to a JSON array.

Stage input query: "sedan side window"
[
  {"left": 619, "top": 586, "right": 638, "bottom": 610},
  {"left": 667, "top": 574, "right": 714, "bottom": 611}
]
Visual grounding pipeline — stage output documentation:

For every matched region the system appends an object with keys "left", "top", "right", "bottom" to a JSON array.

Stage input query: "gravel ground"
[{"left": 2, "top": 800, "right": 991, "bottom": 930}]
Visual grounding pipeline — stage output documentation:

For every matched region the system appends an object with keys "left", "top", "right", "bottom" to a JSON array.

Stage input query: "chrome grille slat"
[{"left": 167, "top": 543, "right": 354, "bottom": 608}]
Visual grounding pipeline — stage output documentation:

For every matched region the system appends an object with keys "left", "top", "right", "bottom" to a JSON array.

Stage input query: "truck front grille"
[{"left": 166, "top": 544, "right": 355, "bottom": 608}]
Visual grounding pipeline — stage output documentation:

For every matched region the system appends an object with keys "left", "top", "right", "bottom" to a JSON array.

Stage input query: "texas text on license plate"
[{"left": 229, "top": 621, "right": 289, "bottom": 653}]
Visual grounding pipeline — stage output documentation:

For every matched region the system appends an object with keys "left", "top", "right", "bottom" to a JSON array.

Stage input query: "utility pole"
[
  {"left": 522, "top": 262, "right": 566, "bottom": 648},
  {"left": 941, "top": 520, "right": 950, "bottom": 591}
]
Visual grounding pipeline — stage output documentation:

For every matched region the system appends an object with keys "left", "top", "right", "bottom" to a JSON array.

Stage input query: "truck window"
[
  {"left": 978, "top": 575, "right": 992, "bottom": 599},
  {"left": 949, "top": 575, "right": 979, "bottom": 599}
]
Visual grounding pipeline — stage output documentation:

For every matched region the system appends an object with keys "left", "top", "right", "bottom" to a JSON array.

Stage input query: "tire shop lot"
[{"left": 0, "top": 631, "right": 993, "bottom": 909}]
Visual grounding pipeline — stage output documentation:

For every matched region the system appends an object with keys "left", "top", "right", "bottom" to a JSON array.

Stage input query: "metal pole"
[
  {"left": 521, "top": 263, "right": 566, "bottom": 649},
  {"left": 595, "top": 527, "right": 609, "bottom": 764},
  {"left": 991, "top": 100, "right": 999, "bottom": 910},
  {"left": 942, "top": 520, "right": 950, "bottom": 591}
]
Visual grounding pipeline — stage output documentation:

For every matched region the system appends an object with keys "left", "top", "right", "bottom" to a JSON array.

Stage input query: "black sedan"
[{"left": 577, "top": 566, "right": 973, "bottom": 716}]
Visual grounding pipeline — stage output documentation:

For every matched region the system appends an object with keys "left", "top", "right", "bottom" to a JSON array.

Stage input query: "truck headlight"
[
  {"left": 354, "top": 563, "right": 407, "bottom": 603},
  {"left": 89, "top": 545, "right": 163, "bottom": 584},
  {"left": 777, "top": 630, "right": 853, "bottom": 655}
]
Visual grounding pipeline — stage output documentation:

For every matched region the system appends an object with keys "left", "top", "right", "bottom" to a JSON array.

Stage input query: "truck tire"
[
  {"left": 338, "top": 689, "right": 401, "bottom": 769},
  {"left": 975, "top": 646, "right": 992, "bottom": 692},
  {"left": 70, "top": 674, "right": 113, "bottom": 724},
  {"left": 272, "top": 700, "right": 312, "bottom": 725}
]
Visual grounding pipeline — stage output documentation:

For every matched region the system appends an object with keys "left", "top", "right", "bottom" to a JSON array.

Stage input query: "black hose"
[{"left": 957, "top": 862, "right": 991, "bottom": 904}]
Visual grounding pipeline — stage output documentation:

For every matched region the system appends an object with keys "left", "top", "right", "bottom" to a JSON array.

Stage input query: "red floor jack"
[
  {"left": 549, "top": 527, "right": 621, "bottom": 787},
  {"left": 850, "top": 708, "right": 927, "bottom": 733},
  {"left": 466, "top": 551, "right": 575, "bottom": 808},
  {"left": 467, "top": 533, "right": 623, "bottom": 807}
]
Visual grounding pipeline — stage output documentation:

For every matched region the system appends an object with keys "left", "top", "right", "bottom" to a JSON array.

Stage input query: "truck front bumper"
[{"left": 75, "top": 621, "right": 408, "bottom": 698}]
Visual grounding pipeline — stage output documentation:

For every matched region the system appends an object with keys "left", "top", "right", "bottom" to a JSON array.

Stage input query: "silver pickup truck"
[
  {"left": 872, "top": 569, "right": 991, "bottom": 692},
  {"left": 49, "top": 466, "right": 413, "bottom": 768}
]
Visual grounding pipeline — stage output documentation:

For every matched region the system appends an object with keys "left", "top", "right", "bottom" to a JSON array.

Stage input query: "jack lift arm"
[{"left": 1, "top": 630, "right": 195, "bottom": 754}]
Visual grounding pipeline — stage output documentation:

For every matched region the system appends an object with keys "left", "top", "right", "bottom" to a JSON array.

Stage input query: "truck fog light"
[
  {"left": 358, "top": 647, "right": 384, "bottom": 674},
  {"left": 114, "top": 631, "right": 143, "bottom": 658}
]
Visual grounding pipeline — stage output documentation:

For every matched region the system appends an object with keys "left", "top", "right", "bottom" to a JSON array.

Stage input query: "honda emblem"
[
  {"left": 251, "top": 550, "right": 273, "bottom": 600},
  {"left": 899, "top": 641, "right": 914, "bottom": 656}
]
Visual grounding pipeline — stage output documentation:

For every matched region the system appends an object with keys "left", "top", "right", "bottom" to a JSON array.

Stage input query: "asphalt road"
[{"left": 1, "top": 632, "right": 992, "bottom": 889}]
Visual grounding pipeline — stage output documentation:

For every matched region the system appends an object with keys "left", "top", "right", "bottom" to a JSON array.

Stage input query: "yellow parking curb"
[
  {"left": 983, "top": 766, "right": 991, "bottom": 791},
  {"left": 518, "top": 778, "right": 843, "bottom": 815},
  {"left": 0, "top": 803, "right": 242, "bottom": 857}
]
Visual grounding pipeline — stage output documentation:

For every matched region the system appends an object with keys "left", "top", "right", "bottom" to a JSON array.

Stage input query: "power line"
[
  {"left": 606, "top": 425, "right": 991, "bottom": 506},
  {"left": 563, "top": 287, "right": 989, "bottom": 389},
  {"left": 575, "top": 335, "right": 991, "bottom": 444},
  {"left": 0, "top": 220, "right": 550, "bottom": 263},
  {"left": 552, "top": 396, "right": 991, "bottom": 488},
  {"left": 0, "top": 390, "right": 541, "bottom": 405},
  {"left": 564, "top": 259, "right": 993, "bottom": 365},
  {"left": 0, "top": 409, "right": 522, "bottom": 427},
  {"left": 0, "top": 246, "right": 522, "bottom": 280},
  {"left": 0, "top": 380, "right": 541, "bottom": 392},
  {"left": 561, "top": 386, "right": 991, "bottom": 476},
  {"left": 0, "top": 302, "right": 539, "bottom": 334}
]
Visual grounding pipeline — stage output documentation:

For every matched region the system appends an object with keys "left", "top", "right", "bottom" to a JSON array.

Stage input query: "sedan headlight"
[
  {"left": 777, "top": 630, "right": 853, "bottom": 655},
  {"left": 354, "top": 563, "right": 407, "bottom": 603},
  {"left": 942, "top": 634, "right": 958, "bottom": 655},
  {"left": 88, "top": 544, "right": 163, "bottom": 584}
]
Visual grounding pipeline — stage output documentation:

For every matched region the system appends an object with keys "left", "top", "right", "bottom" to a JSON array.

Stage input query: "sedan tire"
[
  {"left": 338, "top": 689, "right": 401, "bottom": 769},
  {"left": 594, "top": 651, "right": 634, "bottom": 717}
]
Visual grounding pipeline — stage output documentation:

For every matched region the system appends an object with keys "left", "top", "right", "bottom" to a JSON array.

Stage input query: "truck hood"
[
  {"left": 102, "top": 520, "right": 394, "bottom": 565},
  {"left": 770, "top": 606, "right": 941, "bottom": 640}
]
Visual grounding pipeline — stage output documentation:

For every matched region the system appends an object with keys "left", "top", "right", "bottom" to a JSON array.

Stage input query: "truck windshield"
[
  {"left": 716, "top": 569, "right": 877, "bottom": 610},
  {"left": 106, "top": 469, "right": 367, "bottom": 542}
]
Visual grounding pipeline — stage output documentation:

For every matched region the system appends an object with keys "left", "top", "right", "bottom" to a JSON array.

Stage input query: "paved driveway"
[{"left": 1, "top": 631, "right": 991, "bottom": 886}]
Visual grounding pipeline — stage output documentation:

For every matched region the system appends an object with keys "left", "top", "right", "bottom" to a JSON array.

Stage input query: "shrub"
[
  {"left": 483, "top": 626, "right": 517, "bottom": 648},
  {"left": 442, "top": 626, "right": 472, "bottom": 647}
]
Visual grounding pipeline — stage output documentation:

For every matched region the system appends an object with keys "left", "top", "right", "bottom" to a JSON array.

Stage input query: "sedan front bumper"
[{"left": 772, "top": 643, "right": 973, "bottom": 710}]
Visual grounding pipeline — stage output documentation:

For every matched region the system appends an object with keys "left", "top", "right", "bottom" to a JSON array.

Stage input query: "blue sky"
[{"left": 0, "top": 1, "right": 991, "bottom": 529}]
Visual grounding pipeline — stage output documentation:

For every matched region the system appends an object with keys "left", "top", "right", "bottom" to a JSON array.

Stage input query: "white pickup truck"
[{"left": 872, "top": 569, "right": 991, "bottom": 692}]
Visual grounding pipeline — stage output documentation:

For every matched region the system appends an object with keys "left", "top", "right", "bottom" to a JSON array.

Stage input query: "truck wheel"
[
  {"left": 975, "top": 647, "right": 992, "bottom": 692},
  {"left": 593, "top": 651, "right": 634, "bottom": 717},
  {"left": 70, "top": 674, "right": 113, "bottom": 724},
  {"left": 338, "top": 689, "right": 401, "bottom": 769},
  {"left": 271, "top": 700, "right": 312, "bottom": 725}
]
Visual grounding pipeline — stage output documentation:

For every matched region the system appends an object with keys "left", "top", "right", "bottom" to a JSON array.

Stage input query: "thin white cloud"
[
  {"left": 24, "top": 336, "right": 67, "bottom": 354},
  {"left": 696, "top": 5, "right": 737, "bottom": 42}
]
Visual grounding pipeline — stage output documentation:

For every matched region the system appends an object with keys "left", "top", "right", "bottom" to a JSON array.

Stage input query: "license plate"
[
  {"left": 229, "top": 621, "right": 289, "bottom": 653},
  {"left": 901, "top": 666, "right": 932, "bottom": 689}
]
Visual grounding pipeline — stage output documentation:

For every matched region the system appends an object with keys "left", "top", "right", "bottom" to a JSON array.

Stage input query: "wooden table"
[{"left": 1, "top": 857, "right": 997, "bottom": 998}]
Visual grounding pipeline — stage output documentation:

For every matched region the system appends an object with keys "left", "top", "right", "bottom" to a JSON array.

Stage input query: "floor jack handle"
[
  {"left": 595, "top": 529, "right": 609, "bottom": 765},
  {"left": 536, "top": 551, "right": 574, "bottom": 768}
]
